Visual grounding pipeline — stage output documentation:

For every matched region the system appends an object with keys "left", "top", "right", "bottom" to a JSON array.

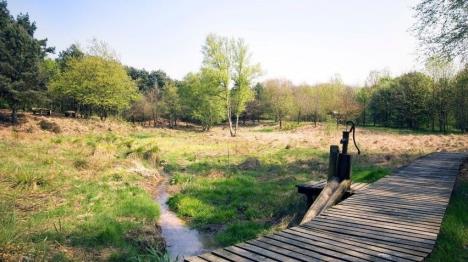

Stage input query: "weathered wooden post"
[
  {"left": 301, "top": 121, "right": 359, "bottom": 224},
  {"left": 327, "top": 145, "right": 339, "bottom": 180}
]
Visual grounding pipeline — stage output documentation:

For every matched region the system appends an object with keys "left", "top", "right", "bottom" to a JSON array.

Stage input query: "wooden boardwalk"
[{"left": 186, "top": 152, "right": 467, "bottom": 262}]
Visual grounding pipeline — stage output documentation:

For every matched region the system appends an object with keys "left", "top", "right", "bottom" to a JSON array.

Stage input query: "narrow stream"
[{"left": 156, "top": 179, "right": 214, "bottom": 261}]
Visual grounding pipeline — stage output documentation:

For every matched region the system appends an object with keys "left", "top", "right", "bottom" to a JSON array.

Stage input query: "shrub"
[{"left": 38, "top": 120, "right": 61, "bottom": 133}]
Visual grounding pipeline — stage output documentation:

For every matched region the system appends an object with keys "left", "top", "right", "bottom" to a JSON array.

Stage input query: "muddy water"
[{"left": 156, "top": 180, "right": 215, "bottom": 261}]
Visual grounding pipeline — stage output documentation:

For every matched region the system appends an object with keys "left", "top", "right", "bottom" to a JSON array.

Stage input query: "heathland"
[{"left": 0, "top": 113, "right": 466, "bottom": 261}]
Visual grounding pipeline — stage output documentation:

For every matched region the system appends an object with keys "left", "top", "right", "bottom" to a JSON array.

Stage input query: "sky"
[{"left": 8, "top": 0, "right": 421, "bottom": 85}]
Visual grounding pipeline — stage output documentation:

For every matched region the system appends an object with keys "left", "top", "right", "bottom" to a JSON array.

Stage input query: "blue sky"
[{"left": 8, "top": 0, "right": 420, "bottom": 85}]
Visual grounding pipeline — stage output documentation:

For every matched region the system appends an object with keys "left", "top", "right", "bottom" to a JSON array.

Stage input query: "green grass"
[
  {"left": 0, "top": 133, "right": 164, "bottom": 260},
  {"left": 165, "top": 145, "right": 334, "bottom": 245},
  {"left": 352, "top": 166, "right": 390, "bottom": 183},
  {"left": 428, "top": 178, "right": 468, "bottom": 261}
]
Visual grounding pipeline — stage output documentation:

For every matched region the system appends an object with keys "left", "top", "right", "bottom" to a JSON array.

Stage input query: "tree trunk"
[
  {"left": 11, "top": 107, "right": 18, "bottom": 124},
  {"left": 279, "top": 118, "right": 282, "bottom": 129},
  {"left": 362, "top": 108, "right": 366, "bottom": 126},
  {"left": 228, "top": 111, "right": 235, "bottom": 136},
  {"left": 234, "top": 114, "right": 240, "bottom": 136}
]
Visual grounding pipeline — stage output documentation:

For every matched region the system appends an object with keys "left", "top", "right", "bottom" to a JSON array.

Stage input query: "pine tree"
[{"left": 0, "top": 1, "right": 53, "bottom": 123}]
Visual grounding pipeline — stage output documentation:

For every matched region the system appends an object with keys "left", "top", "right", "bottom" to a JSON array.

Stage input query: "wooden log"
[
  {"left": 300, "top": 177, "right": 350, "bottom": 224},
  {"left": 300, "top": 148, "right": 352, "bottom": 224}
]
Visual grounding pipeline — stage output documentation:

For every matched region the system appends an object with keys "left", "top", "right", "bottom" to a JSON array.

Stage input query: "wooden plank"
[
  {"left": 302, "top": 222, "right": 434, "bottom": 251},
  {"left": 274, "top": 231, "right": 412, "bottom": 262},
  {"left": 350, "top": 193, "right": 449, "bottom": 204},
  {"left": 256, "top": 236, "right": 338, "bottom": 261},
  {"left": 336, "top": 200, "right": 445, "bottom": 217},
  {"left": 184, "top": 256, "right": 208, "bottom": 262},
  {"left": 323, "top": 210, "right": 440, "bottom": 233},
  {"left": 211, "top": 249, "right": 255, "bottom": 262},
  {"left": 224, "top": 246, "right": 277, "bottom": 262},
  {"left": 291, "top": 227, "right": 427, "bottom": 258},
  {"left": 264, "top": 234, "right": 376, "bottom": 261},
  {"left": 340, "top": 202, "right": 446, "bottom": 219},
  {"left": 330, "top": 205, "right": 442, "bottom": 225},
  {"left": 354, "top": 191, "right": 450, "bottom": 202},
  {"left": 325, "top": 207, "right": 440, "bottom": 229},
  {"left": 331, "top": 204, "right": 444, "bottom": 222},
  {"left": 317, "top": 214, "right": 438, "bottom": 237},
  {"left": 235, "top": 242, "right": 300, "bottom": 262},
  {"left": 343, "top": 199, "right": 448, "bottom": 213},
  {"left": 284, "top": 228, "right": 422, "bottom": 261},
  {"left": 311, "top": 218, "right": 437, "bottom": 243},
  {"left": 300, "top": 224, "right": 433, "bottom": 254},
  {"left": 246, "top": 239, "right": 321, "bottom": 261},
  {"left": 199, "top": 253, "right": 231, "bottom": 262}
]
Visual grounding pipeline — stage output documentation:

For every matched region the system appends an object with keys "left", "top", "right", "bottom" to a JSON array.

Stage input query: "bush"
[{"left": 38, "top": 120, "right": 61, "bottom": 133}]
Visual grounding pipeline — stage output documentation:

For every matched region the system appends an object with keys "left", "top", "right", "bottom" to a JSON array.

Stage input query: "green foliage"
[
  {"left": 413, "top": 0, "right": 467, "bottom": 60},
  {"left": 200, "top": 34, "right": 260, "bottom": 135},
  {"left": 215, "top": 222, "right": 266, "bottom": 246},
  {"left": 368, "top": 72, "right": 433, "bottom": 129},
  {"left": 0, "top": 1, "right": 53, "bottom": 122},
  {"left": 56, "top": 44, "right": 84, "bottom": 70},
  {"left": 50, "top": 56, "right": 139, "bottom": 119},
  {"left": 126, "top": 66, "right": 171, "bottom": 92},
  {"left": 452, "top": 66, "right": 467, "bottom": 132},
  {"left": 261, "top": 79, "right": 295, "bottom": 128},
  {"left": 178, "top": 72, "right": 225, "bottom": 130},
  {"left": 161, "top": 83, "right": 181, "bottom": 127}
]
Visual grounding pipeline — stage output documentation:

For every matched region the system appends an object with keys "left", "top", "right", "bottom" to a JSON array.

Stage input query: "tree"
[
  {"left": 262, "top": 79, "right": 294, "bottom": 129},
  {"left": 57, "top": 44, "right": 84, "bottom": 70},
  {"left": 0, "top": 1, "right": 53, "bottom": 122},
  {"left": 356, "top": 87, "right": 371, "bottom": 125},
  {"left": 201, "top": 34, "right": 234, "bottom": 135},
  {"left": 145, "top": 88, "right": 161, "bottom": 126},
  {"left": 368, "top": 78, "right": 398, "bottom": 127},
  {"left": 425, "top": 56, "right": 454, "bottom": 132},
  {"left": 397, "top": 72, "right": 432, "bottom": 129},
  {"left": 413, "top": 0, "right": 468, "bottom": 61},
  {"left": 292, "top": 85, "right": 314, "bottom": 123},
  {"left": 231, "top": 38, "right": 260, "bottom": 135},
  {"left": 201, "top": 34, "right": 260, "bottom": 136},
  {"left": 452, "top": 66, "right": 467, "bottom": 132},
  {"left": 161, "top": 83, "right": 181, "bottom": 127},
  {"left": 50, "top": 56, "right": 138, "bottom": 119},
  {"left": 178, "top": 72, "right": 225, "bottom": 131}
]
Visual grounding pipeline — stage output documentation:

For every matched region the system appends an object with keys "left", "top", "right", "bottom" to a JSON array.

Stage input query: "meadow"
[{"left": 0, "top": 114, "right": 466, "bottom": 261}]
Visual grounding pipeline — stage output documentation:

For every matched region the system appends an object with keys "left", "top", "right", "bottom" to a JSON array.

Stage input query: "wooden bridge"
[{"left": 186, "top": 152, "right": 466, "bottom": 261}]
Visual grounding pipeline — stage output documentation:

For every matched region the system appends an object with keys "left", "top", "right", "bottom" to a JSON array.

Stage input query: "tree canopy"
[
  {"left": 50, "top": 56, "right": 138, "bottom": 119},
  {"left": 0, "top": 0, "right": 53, "bottom": 122},
  {"left": 413, "top": 0, "right": 468, "bottom": 61}
]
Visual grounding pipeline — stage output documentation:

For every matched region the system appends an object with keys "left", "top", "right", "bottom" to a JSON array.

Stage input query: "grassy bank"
[
  {"left": 0, "top": 118, "right": 165, "bottom": 261},
  {"left": 428, "top": 162, "right": 468, "bottom": 262}
]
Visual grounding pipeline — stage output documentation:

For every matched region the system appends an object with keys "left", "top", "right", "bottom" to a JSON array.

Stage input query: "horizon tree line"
[{"left": 1, "top": 0, "right": 466, "bottom": 134}]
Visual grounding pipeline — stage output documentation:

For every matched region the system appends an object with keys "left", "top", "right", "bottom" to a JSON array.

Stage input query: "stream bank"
[{"left": 156, "top": 178, "right": 216, "bottom": 260}]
